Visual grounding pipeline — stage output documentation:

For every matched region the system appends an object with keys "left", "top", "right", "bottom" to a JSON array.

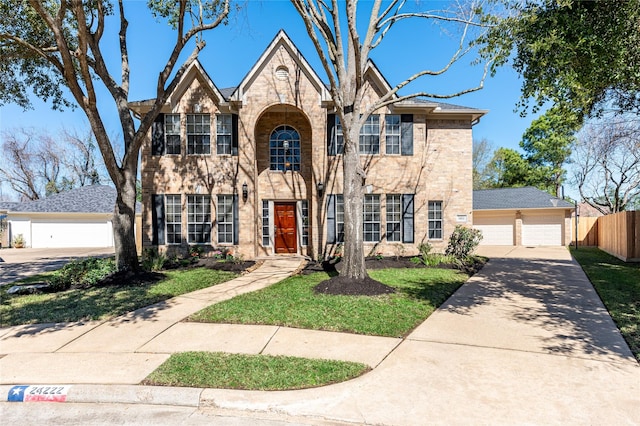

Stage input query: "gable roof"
[
  {"left": 7, "top": 185, "right": 140, "bottom": 214},
  {"left": 229, "top": 29, "right": 330, "bottom": 103},
  {"left": 473, "top": 187, "right": 574, "bottom": 210}
]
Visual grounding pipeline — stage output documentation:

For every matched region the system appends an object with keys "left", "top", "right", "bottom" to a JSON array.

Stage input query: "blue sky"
[{"left": 0, "top": 0, "right": 541, "bottom": 196}]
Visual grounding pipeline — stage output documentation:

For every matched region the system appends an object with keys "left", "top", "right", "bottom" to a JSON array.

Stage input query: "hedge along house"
[{"left": 131, "top": 30, "right": 486, "bottom": 260}]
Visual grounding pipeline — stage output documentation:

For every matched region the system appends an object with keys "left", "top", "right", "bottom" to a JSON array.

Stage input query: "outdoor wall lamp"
[
  {"left": 317, "top": 181, "right": 324, "bottom": 197},
  {"left": 242, "top": 182, "right": 248, "bottom": 202}
]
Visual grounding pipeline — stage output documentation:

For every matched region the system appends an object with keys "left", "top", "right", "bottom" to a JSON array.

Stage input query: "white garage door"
[
  {"left": 31, "top": 220, "right": 114, "bottom": 248},
  {"left": 522, "top": 215, "right": 563, "bottom": 246},
  {"left": 474, "top": 216, "right": 514, "bottom": 245}
]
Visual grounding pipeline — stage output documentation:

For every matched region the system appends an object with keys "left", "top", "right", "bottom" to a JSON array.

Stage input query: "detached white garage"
[
  {"left": 473, "top": 187, "right": 574, "bottom": 247},
  {"left": 6, "top": 185, "right": 125, "bottom": 249}
]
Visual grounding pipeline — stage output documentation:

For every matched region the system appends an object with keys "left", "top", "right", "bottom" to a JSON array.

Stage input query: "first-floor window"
[
  {"left": 262, "top": 200, "right": 270, "bottom": 246},
  {"left": 301, "top": 200, "right": 309, "bottom": 246},
  {"left": 217, "top": 195, "right": 234, "bottom": 244},
  {"left": 336, "top": 194, "right": 344, "bottom": 243},
  {"left": 428, "top": 200, "right": 443, "bottom": 239},
  {"left": 166, "top": 194, "right": 182, "bottom": 244},
  {"left": 386, "top": 194, "right": 402, "bottom": 242},
  {"left": 187, "top": 195, "right": 211, "bottom": 243},
  {"left": 363, "top": 194, "right": 381, "bottom": 242}
]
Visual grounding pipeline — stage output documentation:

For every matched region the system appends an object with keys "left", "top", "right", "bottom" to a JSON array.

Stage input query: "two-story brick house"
[{"left": 132, "top": 30, "right": 486, "bottom": 260}]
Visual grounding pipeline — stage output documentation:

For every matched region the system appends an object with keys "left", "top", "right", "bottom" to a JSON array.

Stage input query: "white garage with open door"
[
  {"left": 473, "top": 187, "right": 574, "bottom": 247},
  {"left": 473, "top": 214, "right": 515, "bottom": 245}
]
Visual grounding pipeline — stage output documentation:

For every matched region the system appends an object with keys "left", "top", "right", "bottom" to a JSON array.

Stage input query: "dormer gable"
[
  {"left": 229, "top": 29, "right": 330, "bottom": 104},
  {"left": 168, "top": 59, "right": 227, "bottom": 108}
]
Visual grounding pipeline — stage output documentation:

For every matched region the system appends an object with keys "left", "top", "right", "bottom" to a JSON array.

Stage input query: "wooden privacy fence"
[{"left": 572, "top": 211, "right": 640, "bottom": 262}]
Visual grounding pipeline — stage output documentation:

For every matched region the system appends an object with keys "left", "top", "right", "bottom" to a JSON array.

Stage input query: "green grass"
[
  {"left": 189, "top": 268, "right": 469, "bottom": 337},
  {"left": 571, "top": 247, "right": 640, "bottom": 361},
  {"left": 143, "top": 352, "right": 369, "bottom": 390},
  {"left": 0, "top": 268, "right": 238, "bottom": 327}
]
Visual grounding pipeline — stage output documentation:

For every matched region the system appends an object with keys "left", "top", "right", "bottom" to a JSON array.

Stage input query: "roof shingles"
[
  {"left": 8, "top": 185, "right": 123, "bottom": 214},
  {"left": 473, "top": 187, "right": 574, "bottom": 210}
]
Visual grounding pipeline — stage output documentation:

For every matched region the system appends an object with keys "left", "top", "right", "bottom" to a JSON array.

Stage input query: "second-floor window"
[
  {"left": 385, "top": 115, "right": 401, "bottom": 155},
  {"left": 187, "top": 114, "right": 210, "bottom": 155},
  {"left": 216, "top": 114, "right": 232, "bottom": 155},
  {"left": 165, "top": 114, "right": 181, "bottom": 155},
  {"left": 360, "top": 114, "right": 380, "bottom": 154},
  {"left": 270, "top": 126, "right": 301, "bottom": 171}
]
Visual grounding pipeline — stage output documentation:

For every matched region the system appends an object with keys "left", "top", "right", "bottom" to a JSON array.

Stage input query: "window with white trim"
[
  {"left": 359, "top": 115, "right": 380, "bottom": 154},
  {"left": 336, "top": 194, "right": 345, "bottom": 243},
  {"left": 262, "top": 200, "right": 270, "bottom": 246},
  {"left": 385, "top": 114, "right": 400, "bottom": 155},
  {"left": 335, "top": 116, "right": 344, "bottom": 154},
  {"left": 165, "top": 114, "right": 181, "bottom": 155},
  {"left": 428, "top": 200, "right": 443, "bottom": 239},
  {"left": 165, "top": 194, "right": 182, "bottom": 244},
  {"left": 386, "top": 194, "right": 401, "bottom": 242},
  {"left": 363, "top": 194, "right": 380, "bottom": 242},
  {"left": 216, "top": 114, "right": 232, "bottom": 155},
  {"left": 301, "top": 200, "right": 309, "bottom": 246},
  {"left": 270, "top": 126, "right": 301, "bottom": 171},
  {"left": 187, "top": 114, "right": 210, "bottom": 154},
  {"left": 187, "top": 195, "right": 211, "bottom": 243},
  {"left": 217, "top": 195, "right": 234, "bottom": 244}
]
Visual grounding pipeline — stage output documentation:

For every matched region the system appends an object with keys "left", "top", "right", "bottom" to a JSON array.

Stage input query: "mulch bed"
[
  {"left": 196, "top": 258, "right": 257, "bottom": 273},
  {"left": 314, "top": 275, "right": 396, "bottom": 296}
]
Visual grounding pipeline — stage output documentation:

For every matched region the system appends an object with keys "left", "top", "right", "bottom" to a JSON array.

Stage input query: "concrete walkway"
[{"left": 1, "top": 247, "right": 639, "bottom": 424}]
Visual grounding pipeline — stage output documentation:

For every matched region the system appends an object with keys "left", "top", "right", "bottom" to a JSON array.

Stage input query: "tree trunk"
[
  {"left": 341, "top": 125, "right": 368, "bottom": 280},
  {"left": 112, "top": 166, "right": 139, "bottom": 271}
]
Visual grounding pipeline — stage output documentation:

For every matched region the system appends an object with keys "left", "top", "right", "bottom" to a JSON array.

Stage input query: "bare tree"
[
  {"left": 291, "top": 0, "right": 493, "bottom": 282},
  {"left": 473, "top": 137, "right": 495, "bottom": 189},
  {"left": 0, "top": 128, "right": 43, "bottom": 201},
  {"left": 1, "top": 0, "right": 230, "bottom": 270},
  {"left": 0, "top": 127, "right": 106, "bottom": 200},
  {"left": 573, "top": 116, "right": 640, "bottom": 214}
]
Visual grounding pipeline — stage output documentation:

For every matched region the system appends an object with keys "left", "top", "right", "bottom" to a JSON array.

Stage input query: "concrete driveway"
[{"left": 0, "top": 247, "right": 114, "bottom": 286}]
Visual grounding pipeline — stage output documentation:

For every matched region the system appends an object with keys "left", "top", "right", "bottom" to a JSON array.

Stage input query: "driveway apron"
[{"left": 199, "top": 247, "right": 639, "bottom": 425}]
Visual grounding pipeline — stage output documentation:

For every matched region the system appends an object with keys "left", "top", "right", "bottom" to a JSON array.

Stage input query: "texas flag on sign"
[{"left": 7, "top": 385, "right": 71, "bottom": 402}]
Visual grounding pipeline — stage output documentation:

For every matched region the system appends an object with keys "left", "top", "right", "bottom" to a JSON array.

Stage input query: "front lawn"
[
  {"left": 189, "top": 267, "right": 469, "bottom": 337},
  {"left": 0, "top": 268, "right": 238, "bottom": 327},
  {"left": 143, "top": 352, "right": 369, "bottom": 390},
  {"left": 571, "top": 247, "right": 640, "bottom": 361}
]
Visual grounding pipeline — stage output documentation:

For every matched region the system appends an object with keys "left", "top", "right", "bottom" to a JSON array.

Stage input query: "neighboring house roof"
[
  {"left": 577, "top": 202, "right": 604, "bottom": 217},
  {"left": 7, "top": 185, "right": 141, "bottom": 214},
  {"left": 0, "top": 202, "right": 20, "bottom": 211},
  {"left": 473, "top": 187, "right": 575, "bottom": 210}
]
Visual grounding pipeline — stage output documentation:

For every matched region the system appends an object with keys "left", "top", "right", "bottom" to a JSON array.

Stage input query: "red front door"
[{"left": 274, "top": 203, "right": 297, "bottom": 254}]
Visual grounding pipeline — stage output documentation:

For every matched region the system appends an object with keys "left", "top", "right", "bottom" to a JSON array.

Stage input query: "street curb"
[{"left": 2, "top": 384, "right": 204, "bottom": 407}]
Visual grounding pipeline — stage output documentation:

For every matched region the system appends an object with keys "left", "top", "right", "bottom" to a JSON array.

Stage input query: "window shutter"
[
  {"left": 327, "top": 114, "right": 336, "bottom": 156},
  {"left": 402, "top": 194, "right": 414, "bottom": 243},
  {"left": 152, "top": 194, "right": 165, "bottom": 245},
  {"left": 231, "top": 114, "right": 239, "bottom": 156},
  {"left": 233, "top": 194, "right": 239, "bottom": 245},
  {"left": 152, "top": 114, "right": 165, "bottom": 155},
  {"left": 326, "top": 194, "right": 336, "bottom": 244},
  {"left": 401, "top": 114, "right": 413, "bottom": 156}
]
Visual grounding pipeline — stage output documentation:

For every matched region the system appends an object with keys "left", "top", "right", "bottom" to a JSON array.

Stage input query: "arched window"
[{"left": 270, "top": 126, "right": 300, "bottom": 171}]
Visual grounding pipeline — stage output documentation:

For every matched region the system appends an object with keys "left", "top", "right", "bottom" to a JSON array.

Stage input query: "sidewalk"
[
  {"left": 1, "top": 257, "right": 398, "bottom": 385},
  {"left": 2, "top": 247, "right": 639, "bottom": 425}
]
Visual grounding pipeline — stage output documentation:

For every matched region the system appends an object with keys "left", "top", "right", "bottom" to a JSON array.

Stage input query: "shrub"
[
  {"left": 445, "top": 226, "right": 482, "bottom": 260},
  {"left": 142, "top": 249, "right": 167, "bottom": 271},
  {"left": 12, "top": 233, "right": 25, "bottom": 247},
  {"left": 48, "top": 257, "right": 117, "bottom": 290}
]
